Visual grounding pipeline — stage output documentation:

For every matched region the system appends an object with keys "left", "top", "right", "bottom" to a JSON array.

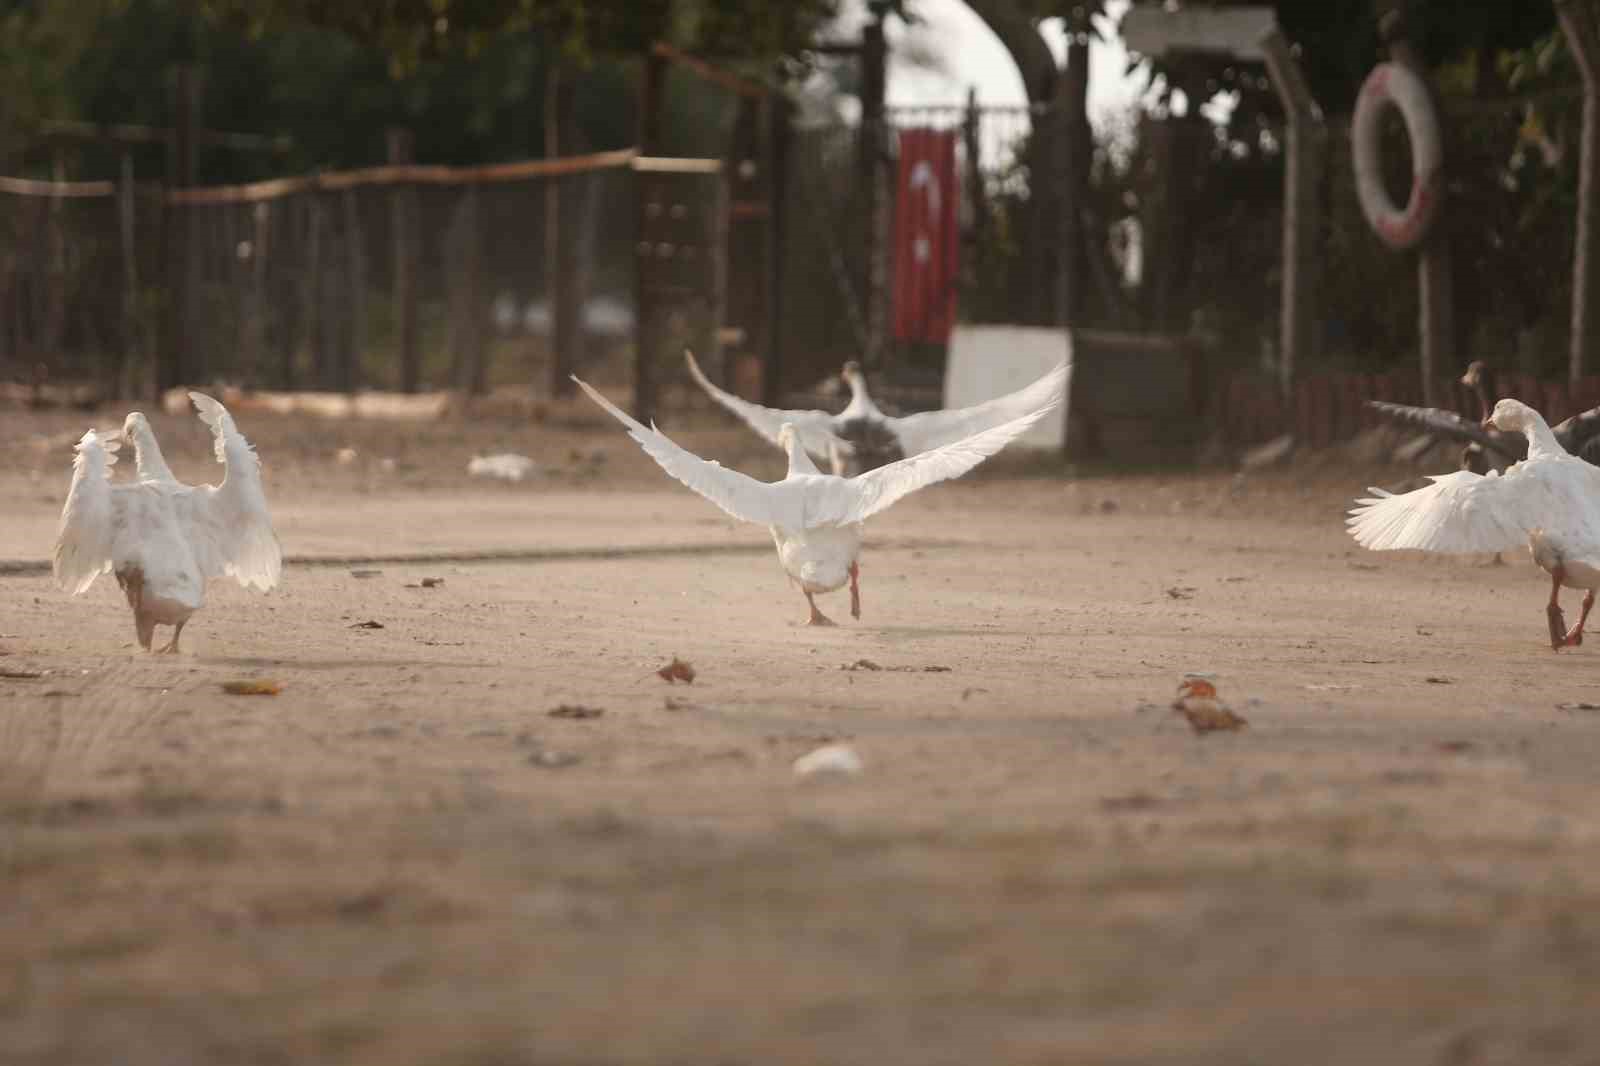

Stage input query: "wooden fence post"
[
  {"left": 163, "top": 63, "right": 202, "bottom": 395},
  {"left": 449, "top": 184, "right": 487, "bottom": 395},
  {"left": 341, "top": 188, "right": 365, "bottom": 393},
  {"left": 116, "top": 151, "right": 140, "bottom": 401},
  {"left": 1558, "top": 0, "right": 1600, "bottom": 384},
  {"left": 303, "top": 190, "right": 324, "bottom": 387},
  {"left": 633, "top": 49, "right": 666, "bottom": 424},
  {"left": 762, "top": 91, "right": 790, "bottom": 407},
  {"left": 386, "top": 127, "right": 420, "bottom": 392},
  {"left": 1260, "top": 27, "right": 1325, "bottom": 400},
  {"left": 246, "top": 200, "right": 268, "bottom": 389},
  {"left": 859, "top": 15, "right": 888, "bottom": 370},
  {"left": 545, "top": 61, "right": 583, "bottom": 399},
  {"left": 1381, "top": 11, "right": 1451, "bottom": 408}
]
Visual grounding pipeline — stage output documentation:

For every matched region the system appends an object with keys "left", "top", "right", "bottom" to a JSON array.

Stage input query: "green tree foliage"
[
  {"left": 1107, "top": 1, "right": 1575, "bottom": 378},
  {"left": 1, "top": 0, "right": 849, "bottom": 181}
]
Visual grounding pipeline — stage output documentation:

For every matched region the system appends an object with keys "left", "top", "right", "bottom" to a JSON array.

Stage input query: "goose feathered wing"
[
  {"left": 52, "top": 430, "right": 121, "bottom": 594},
  {"left": 577, "top": 375, "right": 1059, "bottom": 531},
  {"left": 1364, "top": 400, "right": 1521, "bottom": 464},
  {"left": 809, "top": 392, "right": 1063, "bottom": 525},
  {"left": 683, "top": 350, "right": 849, "bottom": 462},
  {"left": 1554, "top": 404, "right": 1600, "bottom": 462},
  {"left": 575, "top": 377, "right": 795, "bottom": 527},
  {"left": 887, "top": 361, "right": 1070, "bottom": 457},
  {"left": 1347, "top": 461, "right": 1600, "bottom": 554},
  {"left": 181, "top": 391, "right": 282, "bottom": 590}
]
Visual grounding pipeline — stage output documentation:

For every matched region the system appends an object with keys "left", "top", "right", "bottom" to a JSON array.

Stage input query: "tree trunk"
[{"left": 963, "top": 0, "right": 1079, "bottom": 327}]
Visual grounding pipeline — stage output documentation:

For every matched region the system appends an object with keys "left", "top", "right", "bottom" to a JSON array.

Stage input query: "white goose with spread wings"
[
  {"left": 685, "top": 350, "right": 1068, "bottom": 476},
  {"left": 53, "top": 392, "right": 282, "bottom": 652},
  {"left": 1348, "top": 398, "right": 1600, "bottom": 650},
  {"left": 575, "top": 375, "right": 1060, "bottom": 625}
]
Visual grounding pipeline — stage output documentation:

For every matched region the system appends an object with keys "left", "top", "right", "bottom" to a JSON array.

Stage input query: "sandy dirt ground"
[{"left": 6, "top": 399, "right": 1600, "bottom": 1065}]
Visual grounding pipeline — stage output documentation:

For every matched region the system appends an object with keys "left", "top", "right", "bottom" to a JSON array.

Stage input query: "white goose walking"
[
  {"left": 685, "top": 350, "right": 1068, "bottom": 475},
  {"left": 1348, "top": 398, "right": 1600, "bottom": 650},
  {"left": 575, "top": 375, "right": 1060, "bottom": 625},
  {"left": 53, "top": 392, "right": 282, "bottom": 652}
]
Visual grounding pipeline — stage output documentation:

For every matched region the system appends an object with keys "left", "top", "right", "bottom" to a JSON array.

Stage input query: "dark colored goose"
[
  {"left": 1367, "top": 361, "right": 1600, "bottom": 472},
  {"left": 684, "top": 350, "right": 1069, "bottom": 476}
]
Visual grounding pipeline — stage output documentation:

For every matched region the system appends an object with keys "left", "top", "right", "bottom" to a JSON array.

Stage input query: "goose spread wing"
[
  {"left": 808, "top": 389, "right": 1063, "bottom": 527},
  {"left": 887, "top": 362, "right": 1069, "bottom": 457},
  {"left": 184, "top": 391, "right": 282, "bottom": 590},
  {"left": 53, "top": 430, "right": 120, "bottom": 594},
  {"left": 683, "top": 350, "right": 848, "bottom": 461},
  {"left": 1365, "top": 400, "right": 1521, "bottom": 464},
  {"left": 575, "top": 376, "right": 794, "bottom": 528},
  {"left": 1347, "top": 467, "right": 1559, "bottom": 554},
  {"left": 1553, "top": 404, "right": 1600, "bottom": 464}
]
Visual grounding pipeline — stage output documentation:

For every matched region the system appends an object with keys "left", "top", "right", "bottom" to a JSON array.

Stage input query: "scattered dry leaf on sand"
[
  {"left": 221, "top": 680, "right": 282, "bottom": 696},
  {"left": 548, "top": 704, "right": 605, "bottom": 720},
  {"left": 657, "top": 658, "right": 696, "bottom": 684}
]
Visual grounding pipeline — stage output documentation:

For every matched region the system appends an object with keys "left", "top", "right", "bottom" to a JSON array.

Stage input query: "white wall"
[{"left": 943, "top": 326, "right": 1072, "bottom": 450}]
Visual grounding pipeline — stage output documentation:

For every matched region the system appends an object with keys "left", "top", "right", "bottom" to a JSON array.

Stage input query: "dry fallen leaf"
[
  {"left": 421, "top": 577, "right": 444, "bottom": 588},
  {"left": 1172, "top": 678, "right": 1247, "bottom": 734},
  {"left": 844, "top": 658, "right": 883, "bottom": 672},
  {"left": 350, "top": 569, "right": 382, "bottom": 579},
  {"left": 0, "top": 668, "right": 45, "bottom": 680},
  {"left": 547, "top": 704, "right": 604, "bottom": 720},
  {"left": 349, "top": 620, "right": 385, "bottom": 630},
  {"left": 1435, "top": 740, "right": 1476, "bottom": 754},
  {"left": 221, "top": 680, "right": 282, "bottom": 696},
  {"left": 1558, "top": 701, "right": 1600, "bottom": 711},
  {"left": 1100, "top": 792, "right": 1164, "bottom": 812},
  {"left": 656, "top": 657, "right": 696, "bottom": 684}
]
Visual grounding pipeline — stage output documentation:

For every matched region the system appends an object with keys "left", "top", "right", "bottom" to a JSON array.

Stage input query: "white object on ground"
[
  {"left": 793, "top": 743, "right": 865, "bottom": 777},
  {"left": 467, "top": 453, "right": 539, "bottom": 481},
  {"left": 573, "top": 374, "right": 1060, "bottom": 625}
]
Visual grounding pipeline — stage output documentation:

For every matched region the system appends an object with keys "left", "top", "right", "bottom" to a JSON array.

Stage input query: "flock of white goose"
[{"left": 47, "top": 357, "right": 1600, "bottom": 652}]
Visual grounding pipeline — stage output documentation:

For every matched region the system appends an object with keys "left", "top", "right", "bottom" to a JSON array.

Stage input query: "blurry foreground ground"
[{"left": 4, "top": 400, "right": 1600, "bottom": 1065}]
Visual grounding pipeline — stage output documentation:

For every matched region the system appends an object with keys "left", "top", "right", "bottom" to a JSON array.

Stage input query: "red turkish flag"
[{"left": 892, "top": 128, "right": 960, "bottom": 344}]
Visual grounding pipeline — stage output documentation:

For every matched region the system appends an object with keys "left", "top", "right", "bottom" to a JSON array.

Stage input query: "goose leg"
[
  {"left": 849, "top": 562, "right": 861, "bottom": 620},
  {"left": 135, "top": 611, "right": 156, "bottom": 652},
  {"left": 804, "top": 592, "right": 836, "bottom": 627},
  {"left": 1565, "top": 590, "right": 1596, "bottom": 648},
  {"left": 1548, "top": 570, "right": 1568, "bottom": 651},
  {"left": 157, "top": 620, "right": 186, "bottom": 655}
]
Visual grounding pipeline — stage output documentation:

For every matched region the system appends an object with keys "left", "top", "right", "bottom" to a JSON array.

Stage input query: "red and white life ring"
[{"left": 1351, "top": 61, "right": 1443, "bottom": 250}]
